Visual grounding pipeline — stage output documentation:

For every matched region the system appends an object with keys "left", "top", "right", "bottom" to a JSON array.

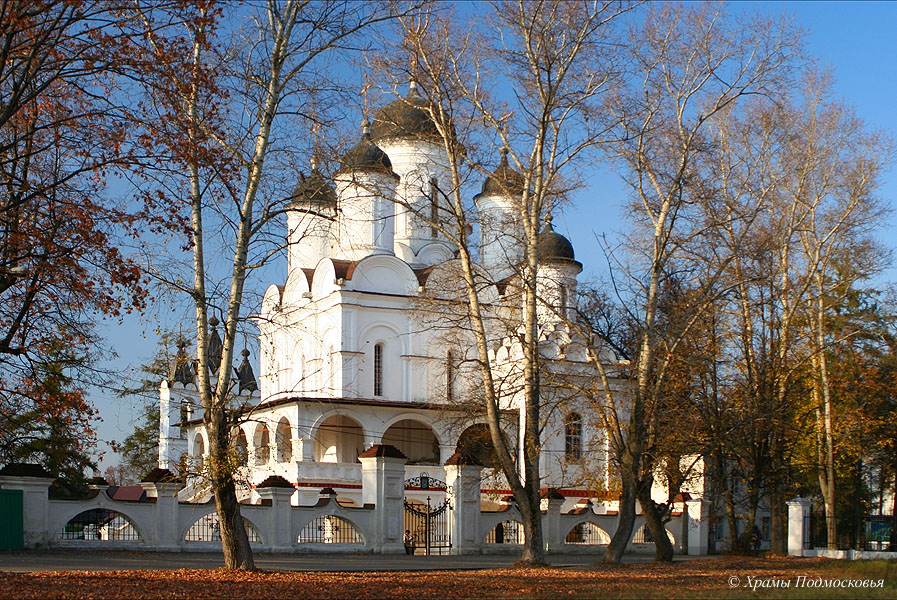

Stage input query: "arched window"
[
  {"left": 193, "top": 433, "right": 205, "bottom": 470},
  {"left": 446, "top": 350, "right": 454, "bottom": 402},
  {"left": 565, "top": 413, "right": 582, "bottom": 460},
  {"left": 254, "top": 423, "right": 270, "bottom": 465},
  {"left": 234, "top": 430, "right": 248, "bottom": 466},
  {"left": 429, "top": 178, "right": 439, "bottom": 237},
  {"left": 276, "top": 417, "right": 292, "bottom": 462},
  {"left": 373, "top": 343, "right": 384, "bottom": 397}
]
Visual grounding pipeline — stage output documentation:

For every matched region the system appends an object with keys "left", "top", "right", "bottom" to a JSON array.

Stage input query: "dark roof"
[
  {"left": 337, "top": 119, "right": 395, "bottom": 176},
  {"left": 0, "top": 463, "right": 54, "bottom": 478},
  {"left": 257, "top": 475, "right": 294, "bottom": 489},
  {"left": 444, "top": 452, "right": 482, "bottom": 467},
  {"left": 480, "top": 147, "right": 525, "bottom": 197},
  {"left": 370, "top": 82, "right": 440, "bottom": 143},
  {"left": 88, "top": 476, "right": 110, "bottom": 487},
  {"left": 207, "top": 316, "right": 223, "bottom": 373},
  {"left": 107, "top": 485, "right": 147, "bottom": 502},
  {"left": 141, "top": 467, "right": 180, "bottom": 484},
  {"left": 289, "top": 165, "right": 337, "bottom": 210},
  {"left": 358, "top": 444, "right": 407, "bottom": 460},
  {"left": 234, "top": 348, "right": 258, "bottom": 394},
  {"left": 539, "top": 487, "right": 565, "bottom": 500},
  {"left": 538, "top": 215, "right": 575, "bottom": 262}
]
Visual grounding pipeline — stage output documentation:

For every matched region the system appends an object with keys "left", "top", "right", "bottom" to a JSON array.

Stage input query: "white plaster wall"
[{"left": 377, "top": 139, "right": 456, "bottom": 263}]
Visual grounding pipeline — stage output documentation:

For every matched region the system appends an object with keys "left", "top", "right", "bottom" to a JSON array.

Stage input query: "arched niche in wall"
[
  {"left": 313, "top": 414, "right": 365, "bottom": 463},
  {"left": 381, "top": 419, "right": 441, "bottom": 465}
]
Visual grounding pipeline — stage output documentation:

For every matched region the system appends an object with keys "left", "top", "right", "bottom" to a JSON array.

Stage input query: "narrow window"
[
  {"left": 446, "top": 350, "right": 454, "bottom": 402},
  {"left": 559, "top": 283, "right": 568, "bottom": 315},
  {"left": 373, "top": 343, "right": 384, "bottom": 397},
  {"left": 564, "top": 413, "right": 582, "bottom": 460},
  {"left": 429, "top": 178, "right": 439, "bottom": 237}
]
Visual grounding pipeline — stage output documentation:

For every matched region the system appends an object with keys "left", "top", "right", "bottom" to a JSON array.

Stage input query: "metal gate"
[{"left": 404, "top": 473, "right": 451, "bottom": 555}]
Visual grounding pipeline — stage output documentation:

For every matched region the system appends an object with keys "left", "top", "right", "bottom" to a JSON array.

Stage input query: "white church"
[{"left": 157, "top": 83, "right": 631, "bottom": 512}]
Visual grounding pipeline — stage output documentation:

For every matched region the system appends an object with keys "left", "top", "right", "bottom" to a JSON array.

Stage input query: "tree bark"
[{"left": 637, "top": 478, "right": 674, "bottom": 562}]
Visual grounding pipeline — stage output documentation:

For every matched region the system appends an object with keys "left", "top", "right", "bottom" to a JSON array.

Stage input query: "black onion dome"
[
  {"left": 538, "top": 215, "right": 575, "bottom": 262},
  {"left": 289, "top": 163, "right": 336, "bottom": 209},
  {"left": 337, "top": 119, "right": 395, "bottom": 175},
  {"left": 370, "top": 81, "right": 440, "bottom": 143},
  {"left": 480, "top": 147, "right": 525, "bottom": 197}
]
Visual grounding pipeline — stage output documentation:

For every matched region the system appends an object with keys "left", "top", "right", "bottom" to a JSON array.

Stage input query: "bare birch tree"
[
  {"left": 375, "top": 0, "right": 628, "bottom": 563},
  {"left": 595, "top": 4, "right": 801, "bottom": 562},
  {"left": 124, "top": 0, "right": 399, "bottom": 570}
]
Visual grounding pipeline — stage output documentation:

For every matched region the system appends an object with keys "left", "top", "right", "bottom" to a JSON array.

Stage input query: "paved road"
[{"left": 0, "top": 550, "right": 709, "bottom": 573}]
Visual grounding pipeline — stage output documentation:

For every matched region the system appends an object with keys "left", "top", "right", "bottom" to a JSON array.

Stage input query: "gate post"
[
  {"left": 359, "top": 444, "right": 407, "bottom": 553},
  {"left": 541, "top": 488, "right": 565, "bottom": 553},
  {"left": 256, "top": 476, "right": 296, "bottom": 552},
  {"left": 685, "top": 498, "right": 709, "bottom": 555},
  {"left": 141, "top": 468, "right": 183, "bottom": 551},
  {"left": 0, "top": 464, "right": 54, "bottom": 548},
  {"left": 444, "top": 453, "right": 482, "bottom": 555},
  {"left": 787, "top": 497, "right": 812, "bottom": 556}
]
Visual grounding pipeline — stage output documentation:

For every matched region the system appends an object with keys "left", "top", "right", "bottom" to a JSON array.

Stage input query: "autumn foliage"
[
  {"left": 0, "top": 557, "right": 895, "bottom": 599},
  {"left": 0, "top": 1, "right": 144, "bottom": 480}
]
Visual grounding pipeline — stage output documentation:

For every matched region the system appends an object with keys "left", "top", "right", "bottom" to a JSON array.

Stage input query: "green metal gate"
[{"left": 0, "top": 489, "right": 24, "bottom": 550}]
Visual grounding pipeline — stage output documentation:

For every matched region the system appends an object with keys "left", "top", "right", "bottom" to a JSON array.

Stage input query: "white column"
[
  {"left": 140, "top": 480, "right": 182, "bottom": 550},
  {"left": 542, "top": 489, "right": 565, "bottom": 553},
  {"left": 359, "top": 444, "right": 407, "bottom": 553},
  {"left": 787, "top": 498, "right": 812, "bottom": 556},
  {"left": 444, "top": 458, "right": 482, "bottom": 555},
  {"left": 256, "top": 479, "right": 295, "bottom": 552},
  {"left": 686, "top": 498, "right": 710, "bottom": 555}
]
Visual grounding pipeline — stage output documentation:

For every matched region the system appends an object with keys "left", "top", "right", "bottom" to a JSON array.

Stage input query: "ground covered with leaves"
[{"left": 0, "top": 556, "right": 894, "bottom": 599}]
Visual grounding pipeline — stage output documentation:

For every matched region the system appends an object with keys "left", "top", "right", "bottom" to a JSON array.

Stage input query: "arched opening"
[
  {"left": 314, "top": 415, "right": 364, "bottom": 463},
  {"left": 565, "top": 522, "right": 611, "bottom": 545},
  {"left": 298, "top": 515, "right": 364, "bottom": 544},
  {"left": 485, "top": 520, "right": 524, "bottom": 545},
  {"left": 193, "top": 433, "right": 205, "bottom": 470},
  {"left": 184, "top": 513, "right": 262, "bottom": 543},
  {"left": 254, "top": 423, "right": 271, "bottom": 465},
  {"left": 564, "top": 412, "right": 582, "bottom": 461},
  {"left": 382, "top": 419, "right": 440, "bottom": 464},
  {"left": 456, "top": 424, "right": 505, "bottom": 469},
  {"left": 234, "top": 429, "right": 248, "bottom": 466},
  {"left": 59, "top": 509, "right": 142, "bottom": 541},
  {"left": 275, "top": 417, "right": 293, "bottom": 462},
  {"left": 633, "top": 524, "right": 676, "bottom": 545}
]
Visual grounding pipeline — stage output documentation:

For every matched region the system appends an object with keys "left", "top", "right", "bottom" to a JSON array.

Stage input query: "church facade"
[{"left": 158, "top": 83, "right": 628, "bottom": 512}]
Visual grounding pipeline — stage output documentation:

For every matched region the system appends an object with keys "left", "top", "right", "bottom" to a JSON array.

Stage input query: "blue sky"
[{"left": 91, "top": 1, "right": 897, "bottom": 472}]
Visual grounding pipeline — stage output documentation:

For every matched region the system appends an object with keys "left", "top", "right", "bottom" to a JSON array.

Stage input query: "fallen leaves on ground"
[{"left": 0, "top": 556, "right": 894, "bottom": 599}]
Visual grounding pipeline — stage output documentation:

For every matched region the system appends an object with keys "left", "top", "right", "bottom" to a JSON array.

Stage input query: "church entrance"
[{"left": 403, "top": 473, "right": 451, "bottom": 555}]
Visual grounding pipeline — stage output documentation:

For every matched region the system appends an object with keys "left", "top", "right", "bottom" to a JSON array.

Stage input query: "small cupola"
[
  {"left": 337, "top": 119, "right": 396, "bottom": 176},
  {"left": 234, "top": 348, "right": 258, "bottom": 394},
  {"left": 479, "top": 147, "right": 525, "bottom": 198},
  {"left": 289, "top": 158, "right": 336, "bottom": 211},
  {"left": 206, "top": 316, "right": 223, "bottom": 373},
  {"left": 538, "top": 214, "right": 576, "bottom": 263},
  {"left": 169, "top": 337, "right": 196, "bottom": 386}
]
